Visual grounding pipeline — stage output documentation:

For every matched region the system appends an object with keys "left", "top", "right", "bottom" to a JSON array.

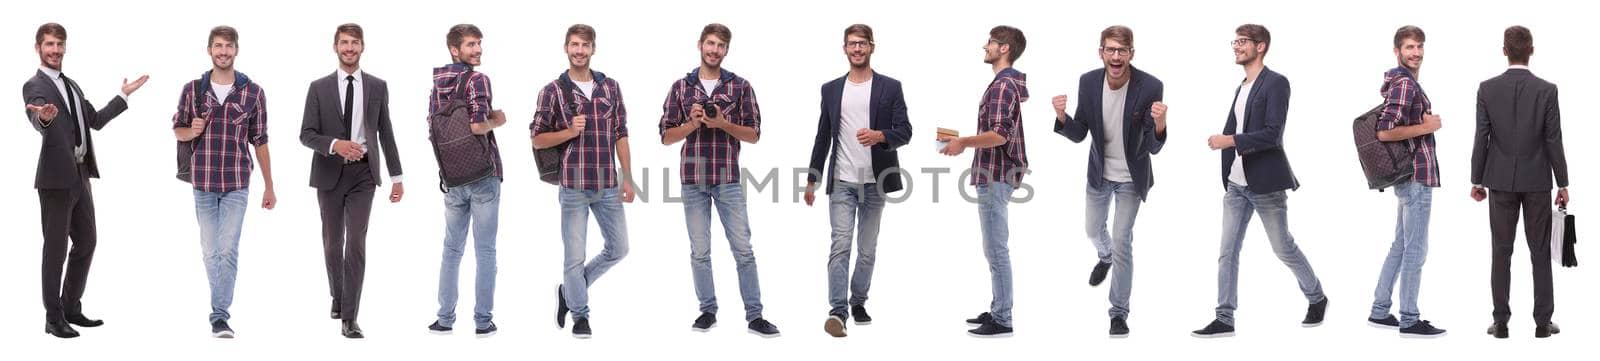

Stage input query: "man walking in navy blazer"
[
  {"left": 1192, "top": 24, "right": 1327, "bottom": 338},
  {"left": 804, "top": 24, "right": 913, "bottom": 338}
]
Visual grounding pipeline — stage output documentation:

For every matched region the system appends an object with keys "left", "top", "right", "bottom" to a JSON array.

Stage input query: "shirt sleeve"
[
  {"left": 659, "top": 81, "right": 685, "bottom": 136},
  {"left": 612, "top": 80, "right": 629, "bottom": 141},
  {"left": 173, "top": 82, "right": 194, "bottom": 129},
  {"left": 984, "top": 82, "right": 1018, "bottom": 139},
  {"left": 468, "top": 74, "right": 492, "bottom": 124},
  {"left": 531, "top": 84, "right": 562, "bottom": 135},
  {"left": 248, "top": 87, "right": 269, "bottom": 146},
  {"left": 1377, "top": 78, "right": 1413, "bottom": 131},
  {"left": 738, "top": 80, "right": 761, "bottom": 137}
]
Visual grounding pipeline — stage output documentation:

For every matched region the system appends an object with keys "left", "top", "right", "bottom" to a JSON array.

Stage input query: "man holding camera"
[{"left": 658, "top": 23, "right": 781, "bottom": 338}]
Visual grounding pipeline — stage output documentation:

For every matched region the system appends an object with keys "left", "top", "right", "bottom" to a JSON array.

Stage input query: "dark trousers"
[
  {"left": 318, "top": 162, "right": 376, "bottom": 322},
  {"left": 1488, "top": 190, "right": 1555, "bottom": 325},
  {"left": 37, "top": 168, "right": 96, "bottom": 324}
]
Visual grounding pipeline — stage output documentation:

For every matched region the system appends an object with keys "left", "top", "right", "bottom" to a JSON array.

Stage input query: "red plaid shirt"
[
  {"left": 172, "top": 71, "right": 268, "bottom": 193},
  {"left": 430, "top": 63, "right": 503, "bottom": 179},
  {"left": 659, "top": 68, "right": 761, "bottom": 185},
  {"left": 532, "top": 71, "right": 629, "bottom": 190},
  {"left": 1376, "top": 67, "right": 1440, "bottom": 187},
  {"left": 971, "top": 68, "right": 1029, "bottom": 186}
]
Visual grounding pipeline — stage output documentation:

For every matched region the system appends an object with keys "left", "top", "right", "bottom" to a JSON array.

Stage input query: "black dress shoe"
[
  {"left": 65, "top": 314, "right": 104, "bottom": 328},
  {"left": 1487, "top": 322, "right": 1508, "bottom": 339},
  {"left": 46, "top": 322, "right": 80, "bottom": 338},
  {"left": 342, "top": 321, "right": 365, "bottom": 339},
  {"left": 331, "top": 299, "right": 342, "bottom": 320},
  {"left": 1535, "top": 323, "right": 1558, "bottom": 338}
]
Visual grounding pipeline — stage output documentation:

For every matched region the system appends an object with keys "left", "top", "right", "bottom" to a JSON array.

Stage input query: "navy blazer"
[
  {"left": 1220, "top": 67, "right": 1298, "bottom": 193},
  {"left": 1055, "top": 66, "right": 1166, "bottom": 201},
  {"left": 807, "top": 71, "right": 913, "bottom": 194}
]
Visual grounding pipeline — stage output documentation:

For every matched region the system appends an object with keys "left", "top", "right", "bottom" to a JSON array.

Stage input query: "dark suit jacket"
[
  {"left": 299, "top": 71, "right": 403, "bottom": 189},
  {"left": 1220, "top": 67, "right": 1299, "bottom": 194},
  {"left": 1055, "top": 66, "right": 1166, "bottom": 201},
  {"left": 22, "top": 70, "right": 128, "bottom": 190},
  {"left": 807, "top": 71, "right": 913, "bottom": 195},
  {"left": 1472, "top": 68, "right": 1567, "bottom": 192}
]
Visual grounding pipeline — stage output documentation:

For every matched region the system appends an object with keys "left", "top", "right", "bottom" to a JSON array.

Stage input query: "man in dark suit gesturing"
[
  {"left": 21, "top": 22, "right": 148, "bottom": 339},
  {"left": 1470, "top": 25, "right": 1567, "bottom": 339},
  {"left": 299, "top": 23, "right": 405, "bottom": 339}
]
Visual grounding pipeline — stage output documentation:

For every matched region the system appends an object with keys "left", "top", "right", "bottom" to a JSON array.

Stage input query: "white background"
[{"left": 2, "top": 0, "right": 1590, "bottom": 359}]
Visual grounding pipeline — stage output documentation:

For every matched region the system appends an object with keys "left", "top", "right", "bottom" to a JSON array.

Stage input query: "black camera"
[{"left": 701, "top": 101, "right": 720, "bottom": 119}]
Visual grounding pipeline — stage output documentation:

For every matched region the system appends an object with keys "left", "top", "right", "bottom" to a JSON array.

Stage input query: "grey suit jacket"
[
  {"left": 22, "top": 69, "right": 128, "bottom": 190},
  {"left": 1471, "top": 68, "right": 1567, "bottom": 192},
  {"left": 299, "top": 71, "right": 403, "bottom": 190}
]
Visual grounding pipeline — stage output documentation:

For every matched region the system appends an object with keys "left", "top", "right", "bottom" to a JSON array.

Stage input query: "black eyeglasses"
[
  {"left": 846, "top": 40, "right": 874, "bottom": 49},
  {"left": 1230, "top": 39, "right": 1257, "bottom": 47},
  {"left": 1100, "top": 47, "right": 1131, "bottom": 56}
]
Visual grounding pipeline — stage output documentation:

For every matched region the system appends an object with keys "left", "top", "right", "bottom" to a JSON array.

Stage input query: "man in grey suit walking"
[
  {"left": 22, "top": 22, "right": 148, "bottom": 339},
  {"left": 1470, "top": 25, "right": 1567, "bottom": 339},
  {"left": 298, "top": 23, "right": 405, "bottom": 339}
]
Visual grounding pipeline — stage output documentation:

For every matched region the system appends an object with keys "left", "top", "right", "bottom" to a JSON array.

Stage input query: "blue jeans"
[
  {"left": 1085, "top": 180, "right": 1141, "bottom": 319},
  {"left": 683, "top": 183, "right": 764, "bottom": 321},
  {"left": 560, "top": 186, "right": 630, "bottom": 320},
  {"left": 1370, "top": 180, "right": 1432, "bottom": 328},
  {"left": 1215, "top": 181, "right": 1324, "bottom": 325},
  {"left": 435, "top": 177, "right": 500, "bottom": 329},
  {"left": 828, "top": 182, "right": 885, "bottom": 317},
  {"left": 977, "top": 182, "right": 1015, "bottom": 327},
  {"left": 194, "top": 188, "right": 249, "bottom": 323}
]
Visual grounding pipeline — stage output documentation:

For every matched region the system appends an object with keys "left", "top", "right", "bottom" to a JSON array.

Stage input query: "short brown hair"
[
  {"left": 209, "top": 25, "right": 238, "bottom": 45},
  {"left": 990, "top": 25, "right": 1026, "bottom": 63},
  {"left": 447, "top": 24, "right": 482, "bottom": 48},
  {"left": 567, "top": 24, "right": 596, "bottom": 44},
  {"left": 1235, "top": 24, "right": 1270, "bottom": 53},
  {"left": 844, "top": 24, "right": 874, "bottom": 43},
  {"left": 36, "top": 23, "right": 66, "bottom": 46},
  {"left": 335, "top": 23, "right": 363, "bottom": 43},
  {"left": 1504, "top": 25, "right": 1533, "bottom": 64},
  {"left": 700, "top": 23, "right": 732, "bottom": 44},
  {"left": 1100, "top": 25, "right": 1133, "bottom": 48},
  {"left": 1393, "top": 25, "right": 1425, "bottom": 48}
]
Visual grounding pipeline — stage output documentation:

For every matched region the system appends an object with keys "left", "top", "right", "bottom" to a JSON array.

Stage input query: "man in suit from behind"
[
  {"left": 298, "top": 23, "right": 405, "bottom": 339},
  {"left": 21, "top": 22, "right": 148, "bottom": 339},
  {"left": 1470, "top": 25, "right": 1568, "bottom": 339}
]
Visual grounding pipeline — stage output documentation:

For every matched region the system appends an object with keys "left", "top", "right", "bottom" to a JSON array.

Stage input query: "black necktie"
[
  {"left": 61, "top": 74, "right": 82, "bottom": 146},
  {"left": 343, "top": 75, "right": 356, "bottom": 139}
]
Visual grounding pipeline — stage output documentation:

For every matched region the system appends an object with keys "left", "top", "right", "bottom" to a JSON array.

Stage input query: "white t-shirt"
[
  {"left": 1101, "top": 79, "right": 1132, "bottom": 183},
  {"left": 573, "top": 79, "right": 595, "bottom": 99},
  {"left": 699, "top": 79, "right": 719, "bottom": 96},
  {"left": 212, "top": 81, "right": 232, "bottom": 104},
  {"left": 1229, "top": 78, "right": 1257, "bottom": 186},
  {"left": 835, "top": 78, "right": 875, "bottom": 184}
]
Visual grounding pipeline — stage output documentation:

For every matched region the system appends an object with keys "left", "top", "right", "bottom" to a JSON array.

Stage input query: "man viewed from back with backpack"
[
  {"left": 1366, "top": 25, "right": 1447, "bottom": 339},
  {"left": 425, "top": 23, "right": 506, "bottom": 338},
  {"left": 532, "top": 24, "right": 633, "bottom": 339}
]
